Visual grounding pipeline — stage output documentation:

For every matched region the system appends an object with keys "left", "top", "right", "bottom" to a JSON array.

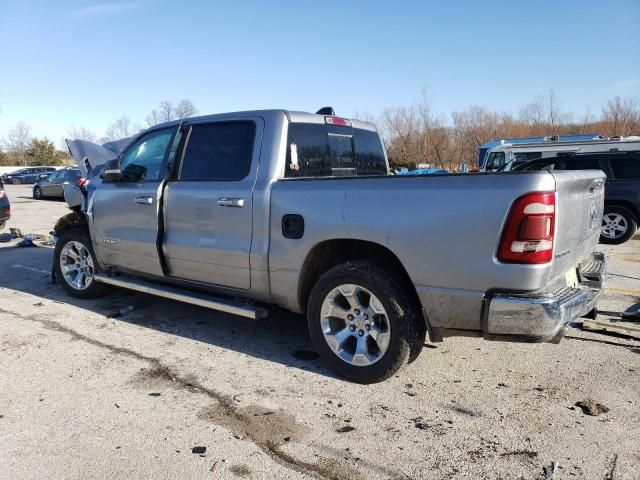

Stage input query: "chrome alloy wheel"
[
  {"left": 320, "top": 284, "right": 391, "bottom": 366},
  {"left": 601, "top": 213, "right": 628, "bottom": 240},
  {"left": 59, "top": 240, "right": 95, "bottom": 291}
]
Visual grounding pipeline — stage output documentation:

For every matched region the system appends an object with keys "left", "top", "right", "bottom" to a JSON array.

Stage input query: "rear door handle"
[
  {"left": 217, "top": 197, "right": 245, "bottom": 207},
  {"left": 135, "top": 195, "right": 154, "bottom": 205}
]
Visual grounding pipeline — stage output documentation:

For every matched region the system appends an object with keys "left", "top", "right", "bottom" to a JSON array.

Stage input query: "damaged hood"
[{"left": 66, "top": 137, "right": 134, "bottom": 177}]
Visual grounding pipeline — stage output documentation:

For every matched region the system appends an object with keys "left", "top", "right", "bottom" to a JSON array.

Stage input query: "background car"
[
  {"left": 0, "top": 178, "right": 10, "bottom": 229},
  {"left": 514, "top": 150, "right": 640, "bottom": 244},
  {"left": 33, "top": 167, "right": 84, "bottom": 200},
  {"left": 1, "top": 166, "right": 57, "bottom": 184}
]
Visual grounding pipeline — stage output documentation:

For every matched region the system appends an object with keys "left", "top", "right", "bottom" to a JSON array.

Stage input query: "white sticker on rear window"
[{"left": 289, "top": 143, "right": 300, "bottom": 171}]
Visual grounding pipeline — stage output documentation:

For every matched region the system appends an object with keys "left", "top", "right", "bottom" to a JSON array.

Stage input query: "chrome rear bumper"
[{"left": 485, "top": 252, "right": 606, "bottom": 343}]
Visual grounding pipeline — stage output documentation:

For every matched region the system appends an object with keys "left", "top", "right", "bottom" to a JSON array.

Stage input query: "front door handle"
[
  {"left": 135, "top": 195, "right": 154, "bottom": 205},
  {"left": 217, "top": 197, "right": 245, "bottom": 208}
]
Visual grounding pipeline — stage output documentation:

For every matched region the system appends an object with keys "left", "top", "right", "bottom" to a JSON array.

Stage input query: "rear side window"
[
  {"left": 285, "top": 123, "right": 387, "bottom": 178},
  {"left": 561, "top": 156, "right": 603, "bottom": 171},
  {"left": 180, "top": 122, "right": 256, "bottom": 181},
  {"left": 514, "top": 152, "right": 542, "bottom": 163},
  {"left": 485, "top": 152, "right": 505, "bottom": 170},
  {"left": 609, "top": 153, "right": 640, "bottom": 179}
]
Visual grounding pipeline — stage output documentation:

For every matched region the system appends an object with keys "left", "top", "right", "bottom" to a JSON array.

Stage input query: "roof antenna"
[{"left": 316, "top": 107, "right": 335, "bottom": 116}]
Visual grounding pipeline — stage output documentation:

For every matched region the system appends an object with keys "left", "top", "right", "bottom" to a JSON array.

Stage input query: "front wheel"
[
  {"left": 600, "top": 206, "right": 638, "bottom": 245},
  {"left": 33, "top": 186, "right": 43, "bottom": 199},
  {"left": 54, "top": 228, "right": 112, "bottom": 299},
  {"left": 307, "top": 261, "right": 424, "bottom": 383},
  {"left": 12, "top": 178, "right": 21, "bottom": 185}
]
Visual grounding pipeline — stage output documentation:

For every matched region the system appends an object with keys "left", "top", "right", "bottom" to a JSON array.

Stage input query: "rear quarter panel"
[{"left": 269, "top": 173, "right": 559, "bottom": 330}]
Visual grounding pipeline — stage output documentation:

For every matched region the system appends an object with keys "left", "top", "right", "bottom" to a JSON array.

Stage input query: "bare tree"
[
  {"left": 159, "top": 100, "right": 174, "bottom": 123},
  {"left": 175, "top": 99, "right": 198, "bottom": 119},
  {"left": 145, "top": 109, "right": 162, "bottom": 127},
  {"left": 3, "top": 121, "right": 33, "bottom": 166},
  {"left": 105, "top": 115, "right": 138, "bottom": 141},
  {"left": 602, "top": 96, "right": 640, "bottom": 137},
  {"left": 67, "top": 125, "right": 97, "bottom": 142}
]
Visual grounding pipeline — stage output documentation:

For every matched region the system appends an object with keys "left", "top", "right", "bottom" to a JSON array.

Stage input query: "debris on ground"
[
  {"left": 191, "top": 446, "right": 206, "bottom": 454},
  {"left": 107, "top": 306, "right": 134, "bottom": 319},
  {"left": 575, "top": 400, "right": 609, "bottom": 416},
  {"left": 605, "top": 453, "right": 618, "bottom": 480},
  {"left": 500, "top": 450, "right": 538, "bottom": 458},
  {"left": 336, "top": 425, "right": 356, "bottom": 433},
  {"left": 543, "top": 461, "right": 558, "bottom": 479},
  {"left": 148, "top": 392, "right": 161, "bottom": 397},
  {"left": 17, "top": 235, "right": 36, "bottom": 247},
  {"left": 582, "top": 316, "right": 640, "bottom": 340}
]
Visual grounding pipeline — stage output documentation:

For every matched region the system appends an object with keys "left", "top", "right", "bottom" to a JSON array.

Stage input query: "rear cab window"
[{"left": 285, "top": 123, "right": 387, "bottom": 178}]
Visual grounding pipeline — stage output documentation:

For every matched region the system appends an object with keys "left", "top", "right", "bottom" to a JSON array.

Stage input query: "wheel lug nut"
[
  {"left": 365, "top": 324, "right": 370, "bottom": 330},
  {"left": 363, "top": 313, "right": 369, "bottom": 320},
  {"left": 347, "top": 314, "right": 354, "bottom": 321},
  {"left": 349, "top": 325, "right": 356, "bottom": 332},
  {"left": 354, "top": 309, "right": 360, "bottom": 315},
  {"left": 358, "top": 330, "right": 364, "bottom": 336}
]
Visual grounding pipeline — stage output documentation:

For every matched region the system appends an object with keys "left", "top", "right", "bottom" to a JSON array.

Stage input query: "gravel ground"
[{"left": 1, "top": 183, "right": 639, "bottom": 480}]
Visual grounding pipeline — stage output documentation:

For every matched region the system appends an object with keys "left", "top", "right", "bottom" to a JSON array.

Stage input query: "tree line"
[
  {"left": 378, "top": 89, "right": 640, "bottom": 171},
  {"left": 1, "top": 92, "right": 639, "bottom": 169},
  {"left": 0, "top": 99, "right": 198, "bottom": 166}
]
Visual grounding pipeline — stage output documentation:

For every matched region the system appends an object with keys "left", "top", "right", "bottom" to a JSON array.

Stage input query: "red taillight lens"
[
  {"left": 325, "top": 116, "right": 351, "bottom": 127},
  {"left": 498, "top": 191, "right": 556, "bottom": 264},
  {"left": 75, "top": 177, "right": 86, "bottom": 186}
]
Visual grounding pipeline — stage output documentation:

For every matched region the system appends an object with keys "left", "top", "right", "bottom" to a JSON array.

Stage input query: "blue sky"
[{"left": 1, "top": 0, "right": 639, "bottom": 147}]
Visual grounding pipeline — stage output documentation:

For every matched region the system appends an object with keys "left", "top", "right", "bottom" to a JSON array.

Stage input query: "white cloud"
[{"left": 72, "top": 2, "right": 140, "bottom": 17}]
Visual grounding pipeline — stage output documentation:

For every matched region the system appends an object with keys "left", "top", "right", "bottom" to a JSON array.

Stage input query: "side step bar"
[{"left": 94, "top": 274, "right": 268, "bottom": 320}]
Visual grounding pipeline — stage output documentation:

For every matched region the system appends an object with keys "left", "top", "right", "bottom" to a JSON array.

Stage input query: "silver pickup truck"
[{"left": 56, "top": 109, "right": 606, "bottom": 383}]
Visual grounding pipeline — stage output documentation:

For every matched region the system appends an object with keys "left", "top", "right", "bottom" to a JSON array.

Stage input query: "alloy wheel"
[
  {"left": 59, "top": 240, "right": 95, "bottom": 290},
  {"left": 601, "top": 213, "right": 628, "bottom": 240},
  {"left": 320, "top": 284, "right": 391, "bottom": 366}
]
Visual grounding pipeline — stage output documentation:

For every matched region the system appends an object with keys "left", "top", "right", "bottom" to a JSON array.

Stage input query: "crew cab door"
[
  {"left": 91, "top": 127, "right": 176, "bottom": 276},
  {"left": 162, "top": 119, "right": 262, "bottom": 290}
]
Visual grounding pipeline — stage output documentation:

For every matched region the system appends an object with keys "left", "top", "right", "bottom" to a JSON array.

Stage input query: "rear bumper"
[{"left": 485, "top": 252, "right": 606, "bottom": 343}]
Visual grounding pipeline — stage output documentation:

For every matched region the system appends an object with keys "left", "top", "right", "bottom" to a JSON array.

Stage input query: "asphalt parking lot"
[{"left": 1, "top": 183, "right": 639, "bottom": 480}]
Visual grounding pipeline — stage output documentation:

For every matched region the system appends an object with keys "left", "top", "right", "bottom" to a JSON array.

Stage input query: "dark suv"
[
  {"left": 33, "top": 167, "right": 83, "bottom": 199},
  {"left": 514, "top": 151, "right": 640, "bottom": 244},
  {"left": 0, "top": 178, "right": 10, "bottom": 229}
]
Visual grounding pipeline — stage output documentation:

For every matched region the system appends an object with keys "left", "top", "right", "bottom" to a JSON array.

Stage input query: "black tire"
[
  {"left": 12, "top": 178, "right": 21, "bottom": 185},
  {"left": 33, "top": 186, "right": 43, "bottom": 200},
  {"left": 54, "top": 227, "right": 112, "bottom": 299},
  {"left": 307, "top": 260, "right": 424, "bottom": 384},
  {"left": 600, "top": 206, "right": 638, "bottom": 245}
]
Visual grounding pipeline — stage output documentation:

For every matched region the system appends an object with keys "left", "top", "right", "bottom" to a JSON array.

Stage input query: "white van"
[{"left": 482, "top": 136, "right": 640, "bottom": 171}]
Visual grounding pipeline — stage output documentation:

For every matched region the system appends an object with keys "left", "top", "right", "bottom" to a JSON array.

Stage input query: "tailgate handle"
[{"left": 589, "top": 179, "right": 604, "bottom": 192}]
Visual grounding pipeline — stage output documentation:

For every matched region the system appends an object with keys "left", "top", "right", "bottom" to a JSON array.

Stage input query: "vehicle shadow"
[{"left": 0, "top": 244, "right": 341, "bottom": 380}]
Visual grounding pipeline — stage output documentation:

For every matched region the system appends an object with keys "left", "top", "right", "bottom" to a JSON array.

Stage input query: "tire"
[
  {"left": 307, "top": 260, "right": 424, "bottom": 383},
  {"left": 33, "top": 186, "right": 43, "bottom": 200},
  {"left": 12, "top": 178, "right": 21, "bottom": 185},
  {"left": 600, "top": 206, "right": 638, "bottom": 245},
  {"left": 54, "top": 228, "right": 112, "bottom": 299}
]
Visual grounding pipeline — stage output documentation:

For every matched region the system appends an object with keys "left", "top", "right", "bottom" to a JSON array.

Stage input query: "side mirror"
[
  {"left": 38, "top": 173, "right": 50, "bottom": 181},
  {"left": 101, "top": 158, "right": 122, "bottom": 181}
]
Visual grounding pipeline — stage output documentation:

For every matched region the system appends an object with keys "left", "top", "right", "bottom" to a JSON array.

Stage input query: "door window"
[
  {"left": 119, "top": 129, "right": 174, "bottom": 182},
  {"left": 485, "top": 152, "right": 505, "bottom": 170},
  {"left": 179, "top": 121, "right": 256, "bottom": 181},
  {"left": 609, "top": 152, "right": 640, "bottom": 179}
]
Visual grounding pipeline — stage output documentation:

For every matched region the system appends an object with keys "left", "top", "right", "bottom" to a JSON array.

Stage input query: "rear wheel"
[
  {"left": 33, "top": 186, "right": 43, "bottom": 199},
  {"left": 600, "top": 206, "right": 638, "bottom": 245},
  {"left": 307, "top": 261, "right": 424, "bottom": 383},
  {"left": 12, "top": 178, "right": 21, "bottom": 185},
  {"left": 54, "top": 228, "right": 112, "bottom": 299}
]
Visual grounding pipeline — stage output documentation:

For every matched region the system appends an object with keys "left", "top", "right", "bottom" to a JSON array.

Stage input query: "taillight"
[
  {"left": 498, "top": 191, "right": 555, "bottom": 264},
  {"left": 325, "top": 116, "right": 351, "bottom": 127},
  {"left": 75, "top": 177, "right": 86, "bottom": 186}
]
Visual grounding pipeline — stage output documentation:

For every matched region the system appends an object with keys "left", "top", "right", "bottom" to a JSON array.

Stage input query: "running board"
[{"left": 93, "top": 274, "right": 268, "bottom": 320}]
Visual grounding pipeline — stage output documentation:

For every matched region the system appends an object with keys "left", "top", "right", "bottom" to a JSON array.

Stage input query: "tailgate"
[{"left": 551, "top": 170, "right": 605, "bottom": 278}]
